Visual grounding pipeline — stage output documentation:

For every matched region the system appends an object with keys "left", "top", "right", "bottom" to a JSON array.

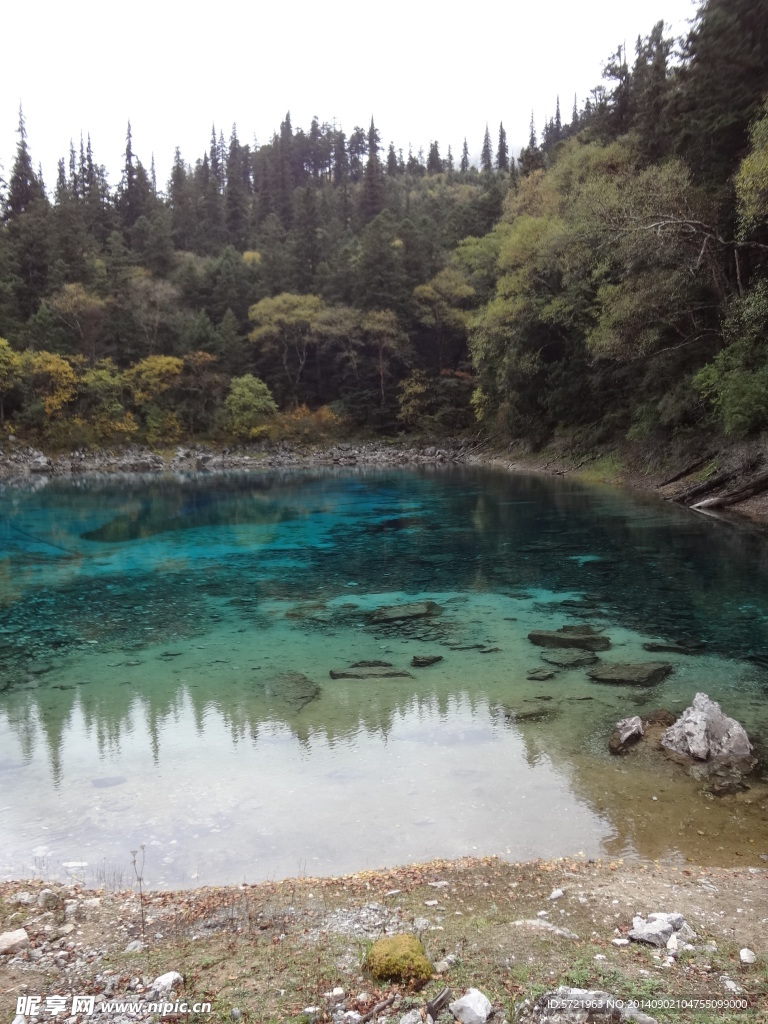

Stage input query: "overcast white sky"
[{"left": 1, "top": 0, "right": 698, "bottom": 192}]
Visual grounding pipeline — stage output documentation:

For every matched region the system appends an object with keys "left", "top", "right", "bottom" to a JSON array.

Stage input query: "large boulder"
[
  {"left": 587, "top": 662, "right": 672, "bottom": 686},
  {"left": 661, "top": 693, "right": 753, "bottom": 763},
  {"left": 528, "top": 626, "right": 611, "bottom": 652}
]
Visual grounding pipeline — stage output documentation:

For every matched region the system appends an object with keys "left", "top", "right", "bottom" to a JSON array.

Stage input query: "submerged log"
[
  {"left": 692, "top": 469, "right": 768, "bottom": 510},
  {"left": 674, "top": 470, "right": 734, "bottom": 505}
]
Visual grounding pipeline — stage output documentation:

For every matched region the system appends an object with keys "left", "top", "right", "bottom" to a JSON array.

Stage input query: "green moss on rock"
[{"left": 366, "top": 933, "right": 433, "bottom": 983}]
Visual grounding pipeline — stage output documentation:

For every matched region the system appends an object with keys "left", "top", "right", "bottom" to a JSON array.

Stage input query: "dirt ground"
[{"left": 2, "top": 857, "right": 766, "bottom": 1024}]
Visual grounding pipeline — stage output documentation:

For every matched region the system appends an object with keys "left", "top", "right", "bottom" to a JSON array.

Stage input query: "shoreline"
[
  {"left": 3, "top": 440, "right": 768, "bottom": 1020},
  {"left": 3, "top": 434, "right": 768, "bottom": 527}
]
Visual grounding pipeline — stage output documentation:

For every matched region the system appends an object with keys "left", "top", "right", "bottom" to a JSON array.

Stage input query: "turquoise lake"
[{"left": 1, "top": 466, "right": 768, "bottom": 888}]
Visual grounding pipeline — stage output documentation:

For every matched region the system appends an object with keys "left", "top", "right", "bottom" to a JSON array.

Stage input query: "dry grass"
[{"left": 2, "top": 857, "right": 767, "bottom": 1023}]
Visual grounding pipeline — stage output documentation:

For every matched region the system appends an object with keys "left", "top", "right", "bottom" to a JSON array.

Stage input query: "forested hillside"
[{"left": 1, "top": 0, "right": 767, "bottom": 449}]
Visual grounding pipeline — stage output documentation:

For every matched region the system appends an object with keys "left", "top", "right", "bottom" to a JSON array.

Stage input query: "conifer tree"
[
  {"left": 519, "top": 113, "right": 544, "bottom": 176},
  {"left": 360, "top": 119, "right": 383, "bottom": 222},
  {"left": 496, "top": 122, "right": 509, "bottom": 171},
  {"left": 68, "top": 141, "right": 78, "bottom": 197},
  {"left": 5, "top": 107, "right": 46, "bottom": 220},
  {"left": 386, "top": 142, "right": 399, "bottom": 176},
  {"left": 78, "top": 136, "right": 87, "bottom": 197},
  {"left": 332, "top": 129, "right": 349, "bottom": 184},
  {"left": 460, "top": 138, "right": 470, "bottom": 174},
  {"left": 348, "top": 126, "right": 367, "bottom": 182},
  {"left": 426, "top": 141, "right": 442, "bottom": 175},
  {"left": 308, "top": 116, "right": 323, "bottom": 178},
  {"left": 367, "top": 117, "right": 380, "bottom": 161},
  {"left": 481, "top": 124, "right": 493, "bottom": 173},
  {"left": 209, "top": 125, "right": 222, "bottom": 190}
]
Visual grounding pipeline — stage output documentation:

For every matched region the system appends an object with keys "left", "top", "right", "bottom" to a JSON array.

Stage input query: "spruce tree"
[
  {"left": 386, "top": 142, "right": 399, "bottom": 176},
  {"left": 481, "top": 124, "right": 493, "bottom": 173},
  {"left": 348, "top": 126, "right": 367, "bottom": 182},
  {"left": 332, "top": 130, "right": 349, "bottom": 184},
  {"left": 68, "top": 140, "right": 78, "bottom": 196},
  {"left": 519, "top": 113, "right": 544, "bottom": 176},
  {"left": 367, "top": 117, "right": 380, "bottom": 161},
  {"left": 78, "top": 136, "right": 87, "bottom": 198},
  {"left": 6, "top": 107, "right": 46, "bottom": 220},
  {"left": 496, "top": 122, "right": 509, "bottom": 171},
  {"left": 460, "top": 138, "right": 470, "bottom": 174},
  {"left": 426, "top": 141, "right": 442, "bottom": 174},
  {"left": 360, "top": 121, "right": 383, "bottom": 222}
]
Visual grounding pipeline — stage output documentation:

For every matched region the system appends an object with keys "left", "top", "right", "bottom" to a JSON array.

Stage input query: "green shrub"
[{"left": 365, "top": 934, "right": 433, "bottom": 984}]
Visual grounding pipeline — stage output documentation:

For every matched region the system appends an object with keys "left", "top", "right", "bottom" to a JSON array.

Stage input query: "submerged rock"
[
  {"left": 609, "top": 715, "right": 644, "bottom": 754},
  {"left": 506, "top": 705, "right": 559, "bottom": 724},
  {"left": 587, "top": 662, "right": 672, "bottom": 686},
  {"left": 643, "top": 708, "right": 677, "bottom": 728},
  {"left": 642, "top": 640, "right": 703, "bottom": 655},
  {"left": 263, "top": 672, "right": 321, "bottom": 711},
  {"left": 527, "top": 668, "right": 556, "bottom": 681},
  {"left": 369, "top": 601, "right": 442, "bottom": 624},
  {"left": 661, "top": 692, "right": 753, "bottom": 765},
  {"left": 541, "top": 649, "right": 598, "bottom": 668},
  {"left": 330, "top": 667, "right": 412, "bottom": 679},
  {"left": 411, "top": 654, "right": 443, "bottom": 668},
  {"left": 284, "top": 602, "right": 331, "bottom": 621},
  {"left": 528, "top": 626, "right": 611, "bottom": 652}
]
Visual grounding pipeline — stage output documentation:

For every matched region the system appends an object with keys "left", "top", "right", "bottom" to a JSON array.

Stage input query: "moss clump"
[{"left": 366, "top": 933, "right": 433, "bottom": 984}]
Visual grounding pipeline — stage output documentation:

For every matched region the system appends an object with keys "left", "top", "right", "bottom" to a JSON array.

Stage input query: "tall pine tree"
[
  {"left": 481, "top": 124, "right": 493, "bottom": 174},
  {"left": 496, "top": 123, "right": 509, "bottom": 171}
]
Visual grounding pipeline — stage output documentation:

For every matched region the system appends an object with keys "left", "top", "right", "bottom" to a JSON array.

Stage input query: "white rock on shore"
[
  {"left": 0, "top": 928, "right": 30, "bottom": 955},
  {"left": 661, "top": 693, "right": 752, "bottom": 762},
  {"left": 449, "top": 988, "right": 492, "bottom": 1024}
]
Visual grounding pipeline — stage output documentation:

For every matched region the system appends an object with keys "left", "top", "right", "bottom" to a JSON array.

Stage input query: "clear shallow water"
[{"left": 1, "top": 466, "right": 768, "bottom": 888}]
